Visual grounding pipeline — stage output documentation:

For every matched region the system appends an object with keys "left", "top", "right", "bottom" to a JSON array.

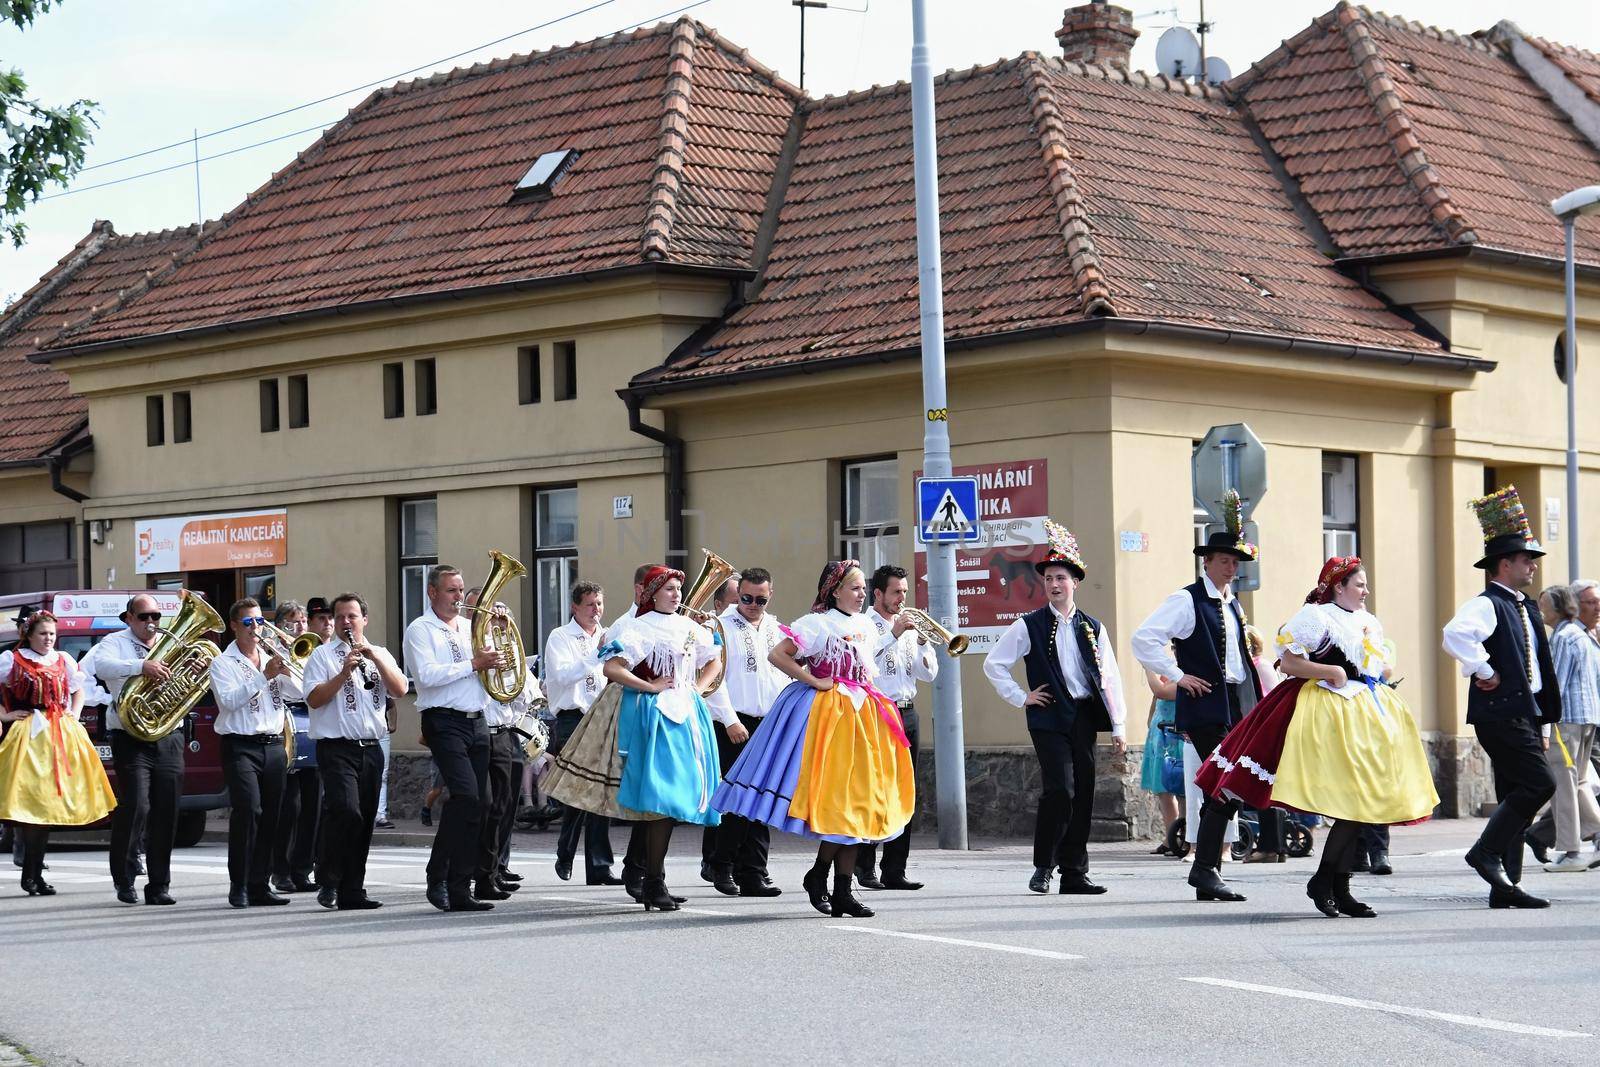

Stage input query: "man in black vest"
[
  {"left": 983, "top": 521, "right": 1126, "bottom": 895},
  {"left": 1443, "top": 486, "right": 1560, "bottom": 909},
  {"left": 1132, "top": 526, "right": 1262, "bottom": 902}
]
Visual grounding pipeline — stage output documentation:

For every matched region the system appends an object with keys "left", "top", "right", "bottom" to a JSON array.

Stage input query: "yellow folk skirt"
[{"left": 0, "top": 714, "right": 117, "bottom": 827}]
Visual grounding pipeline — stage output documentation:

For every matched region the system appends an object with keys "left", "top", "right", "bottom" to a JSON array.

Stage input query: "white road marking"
[
  {"left": 829, "top": 925, "right": 1084, "bottom": 960},
  {"left": 538, "top": 894, "right": 735, "bottom": 917},
  {"left": 1181, "top": 977, "right": 1591, "bottom": 1039}
]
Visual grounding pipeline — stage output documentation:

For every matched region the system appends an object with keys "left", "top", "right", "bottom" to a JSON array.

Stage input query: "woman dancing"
[
  {"left": 712, "top": 560, "right": 915, "bottom": 919},
  {"left": 1195, "top": 557, "right": 1438, "bottom": 917}
]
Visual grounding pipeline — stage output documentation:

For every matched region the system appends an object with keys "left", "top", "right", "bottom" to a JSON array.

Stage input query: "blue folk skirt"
[{"left": 615, "top": 687, "right": 721, "bottom": 827}]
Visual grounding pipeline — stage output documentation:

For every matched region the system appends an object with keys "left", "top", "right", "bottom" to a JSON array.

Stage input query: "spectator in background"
[
  {"left": 1140, "top": 669, "right": 1183, "bottom": 854},
  {"left": 1536, "top": 583, "right": 1600, "bottom": 872}
]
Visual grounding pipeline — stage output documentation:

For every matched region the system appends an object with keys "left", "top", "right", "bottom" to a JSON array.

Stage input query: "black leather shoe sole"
[
  {"left": 337, "top": 898, "right": 384, "bottom": 910},
  {"left": 449, "top": 898, "right": 495, "bottom": 912},
  {"left": 1489, "top": 887, "right": 1550, "bottom": 909},
  {"left": 737, "top": 883, "right": 783, "bottom": 897},
  {"left": 1058, "top": 881, "right": 1107, "bottom": 895},
  {"left": 880, "top": 878, "right": 923, "bottom": 891}
]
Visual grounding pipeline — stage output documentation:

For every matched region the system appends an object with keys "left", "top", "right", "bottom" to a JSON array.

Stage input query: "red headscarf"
[
  {"left": 1306, "top": 556, "right": 1362, "bottom": 604},
  {"left": 636, "top": 565, "right": 686, "bottom": 614},
  {"left": 811, "top": 560, "right": 861, "bottom": 613}
]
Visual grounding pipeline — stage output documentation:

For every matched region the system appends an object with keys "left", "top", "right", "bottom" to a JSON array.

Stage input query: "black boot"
[
  {"left": 1466, "top": 803, "right": 1525, "bottom": 890},
  {"left": 1305, "top": 872, "right": 1339, "bottom": 917},
  {"left": 802, "top": 868, "right": 831, "bottom": 915},
  {"left": 829, "top": 873, "right": 874, "bottom": 918},
  {"left": 1332, "top": 874, "right": 1376, "bottom": 918},
  {"left": 640, "top": 876, "right": 679, "bottom": 912},
  {"left": 1188, "top": 862, "right": 1246, "bottom": 902}
]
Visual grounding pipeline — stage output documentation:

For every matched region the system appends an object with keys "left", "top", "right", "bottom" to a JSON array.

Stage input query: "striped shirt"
[{"left": 1550, "top": 620, "right": 1600, "bottom": 726}]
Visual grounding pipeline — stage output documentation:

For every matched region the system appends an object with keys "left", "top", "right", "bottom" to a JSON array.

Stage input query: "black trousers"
[
  {"left": 16, "top": 825, "right": 48, "bottom": 882},
  {"left": 273, "top": 769, "right": 320, "bottom": 882},
  {"left": 108, "top": 731, "right": 183, "bottom": 889},
  {"left": 421, "top": 709, "right": 490, "bottom": 895},
  {"left": 477, "top": 728, "right": 518, "bottom": 882},
  {"left": 1190, "top": 682, "right": 1254, "bottom": 870},
  {"left": 857, "top": 705, "right": 920, "bottom": 879},
  {"left": 1475, "top": 717, "right": 1558, "bottom": 883},
  {"left": 708, "top": 713, "right": 771, "bottom": 883},
  {"left": 316, "top": 739, "right": 384, "bottom": 900},
  {"left": 498, "top": 749, "right": 525, "bottom": 870},
  {"left": 1360, "top": 823, "right": 1390, "bottom": 858},
  {"left": 553, "top": 710, "right": 614, "bottom": 874},
  {"left": 1030, "top": 706, "right": 1100, "bottom": 874},
  {"left": 220, "top": 735, "right": 287, "bottom": 889}
]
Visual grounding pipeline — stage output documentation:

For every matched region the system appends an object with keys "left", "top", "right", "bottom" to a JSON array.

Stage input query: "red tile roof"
[
  {"left": 634, "top": 54, "right": 1446, "bottom": 390},
  {"left": 1523, "top": 34, "right": 1600, "bottom": 108},
  {"left": 0, "top": 223, "right": 200, "bottom": 463},
  {"left": 47, "top": 19, "right": 799, "bottom": 352},
  {"left": 1232, "top": 4, "right": 1600, "bottom": 263}
]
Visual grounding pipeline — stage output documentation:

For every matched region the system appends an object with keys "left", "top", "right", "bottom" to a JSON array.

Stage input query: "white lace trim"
[{"left": 1205, "top": 748, "right": 1276, "bottom": 784}]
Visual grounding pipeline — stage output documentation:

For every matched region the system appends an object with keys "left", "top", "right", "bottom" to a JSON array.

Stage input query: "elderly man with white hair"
[{"left": 1537, "top": 580, "right": 1600, "bottom": 872}]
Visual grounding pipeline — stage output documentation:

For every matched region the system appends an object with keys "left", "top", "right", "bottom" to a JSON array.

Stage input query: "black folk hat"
[
  {"left": 1194, "top": 489, "right": 1259, "bottom": 562},
  {"left": 305, "top": 596, "right": 333, "bottom": 618},
  {"left": 1470, "top": 486, "right": 1545, "bottom": 569}
]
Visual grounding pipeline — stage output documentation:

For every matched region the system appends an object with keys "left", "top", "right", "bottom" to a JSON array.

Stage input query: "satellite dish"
[
  {"left": 1155, "top": 26, "right": 1202, "bottom": 80},
  {"left": 1204, "top": 56, "right": 1232, "bottom": 86}
]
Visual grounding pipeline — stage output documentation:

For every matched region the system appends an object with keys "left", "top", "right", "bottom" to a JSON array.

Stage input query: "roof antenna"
[
  {"left": 792, "top": 0, "right": 868, "bottom": 92},
  {"left": 1150, "top": 1, "right": 1231, "bottom": 84}
]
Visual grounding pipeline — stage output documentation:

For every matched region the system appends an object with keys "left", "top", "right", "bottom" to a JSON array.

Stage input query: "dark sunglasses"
[
  {"left": 739, "top": 594, "right": 769, "bottom": 606},
  {"left": 238, "top": 617, "right": 265, "bottom": 628},
  {"left": 134, "top": 612, "right": 162, "bottom": 623}
]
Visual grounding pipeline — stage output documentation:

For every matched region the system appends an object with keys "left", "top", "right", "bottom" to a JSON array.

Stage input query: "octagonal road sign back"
[{"left": 1193, "top": 423, "right": 1267, "bottom": 523}]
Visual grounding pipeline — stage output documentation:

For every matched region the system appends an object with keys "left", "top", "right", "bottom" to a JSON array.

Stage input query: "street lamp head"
[{"left": 1551, "top": 185, "right": 1600, "bottom": 219}]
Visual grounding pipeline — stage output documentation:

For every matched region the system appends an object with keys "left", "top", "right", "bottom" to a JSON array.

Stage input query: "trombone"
[{"left": 255, "top": 619, "right": 322, "bottom": 686}]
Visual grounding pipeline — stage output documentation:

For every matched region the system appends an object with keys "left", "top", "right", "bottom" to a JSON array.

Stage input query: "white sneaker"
[{"left": 1544, "top": 852, "right": 1591, "bottom": 873}]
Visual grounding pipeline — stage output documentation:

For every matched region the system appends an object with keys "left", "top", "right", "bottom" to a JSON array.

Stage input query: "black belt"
[
  {"left": 286, "top": 702, "right": 309, "bottom": 712},
  {"left": 321, "top": 736, "right": 382, "bottom": 747},
  {"left": 422, "top": 706, "right": 482, "bottom": 720},
  {"left": 489, "top": 725, "right": 510, "bottom": 736},
  {"left": 555, "top": 707, "right": 583, "bottom": 715},
  {"left": 227, "top": 733, "right": 284, "bottom": 745}
]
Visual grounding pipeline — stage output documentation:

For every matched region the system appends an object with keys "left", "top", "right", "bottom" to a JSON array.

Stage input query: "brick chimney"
[{"left": 1055, "top": 1, "right": 1140, "bottom": 69}]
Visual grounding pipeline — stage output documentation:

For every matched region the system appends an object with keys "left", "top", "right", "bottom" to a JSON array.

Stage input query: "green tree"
[{"left": 2, "top": 0, "right": 95, "bottom": 246}]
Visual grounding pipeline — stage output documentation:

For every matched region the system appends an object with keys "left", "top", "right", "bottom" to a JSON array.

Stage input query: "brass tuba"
[
  {"left": 899, "top": 607, "right": 969, "bottom": 655},
  {"left": 466, "top": 550, "right": 529, "bottom": 704},
  {"left": 119, "top": 590, "right": 224, "bottom": 742},
  {"left": 680, "top": 549, "right": 736, "bottom": 695}
]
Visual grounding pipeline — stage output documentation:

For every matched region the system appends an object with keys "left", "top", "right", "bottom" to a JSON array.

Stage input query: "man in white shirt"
[
  {"left": 544, "top": 580, "right": 623, "bottom": 885},
  {"left": 1443, "top": 486, "right": 1560, "bottom": 909},
  {"left": 270, "top": 600, "right": 321, "bottom": 896},
  {"left": 464, "top": 586, "right": 531, "bottom": 903},
  {"left": 209, "top": 598, "right": 294, "bottom": 909},
  {"left": 703, "top": 568, "right": 784, "bottom": 897},
  {"left": 79, "top": 594, "right": 179, "bottom": 906},
  {"left": 985, "top": 523, "right": 1126, "bottom": 896},
  {"left": 404, "top": 564, "right": 503, "bottom": 913},
  {"left": 854, "top": 565, "right": 938, "bottom": 892},
  {"left": 303, "top": 592, "right": 407, "bottom": 910}
]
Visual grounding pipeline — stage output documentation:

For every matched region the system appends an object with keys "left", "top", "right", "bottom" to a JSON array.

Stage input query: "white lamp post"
[{"left": 1549, "top": 185, "right": 1600, "bottom": 578}]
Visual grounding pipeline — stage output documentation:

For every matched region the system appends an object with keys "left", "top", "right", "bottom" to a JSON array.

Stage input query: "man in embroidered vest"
[
  {"left": 1443, "top": 486, "right": 1560, "bottom": 909},
  {"left": 984, "top": 521, "right": 1126, "bottom": 895},
  {"left": 1132, "top": 497, "right": 1262, "bottom": 903}
]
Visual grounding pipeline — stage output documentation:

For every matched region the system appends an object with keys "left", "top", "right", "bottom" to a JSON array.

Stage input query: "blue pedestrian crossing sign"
[{"left": 917, "top": 476, "right": 980, "bottom": 544}]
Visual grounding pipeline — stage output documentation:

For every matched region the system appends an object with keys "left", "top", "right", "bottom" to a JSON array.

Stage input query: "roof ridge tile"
[
  {"left": 1356, "top": 5, "right": 1496, "bottom": 54},
  {"left": 1019, "top": 54, "right": 1113, "bottom": 317},
  {"left": 1226, "top": 7, "right": 1344, "bottom": 94},
  {"left": 641, "top": 18, "right": 698, "bottom": 261},
  {"left": 1338, "top": 4, "right": 1478, "bottom": 245},
  {"left": 802, "top": 56, "right": 1023, "bottom": 111}
]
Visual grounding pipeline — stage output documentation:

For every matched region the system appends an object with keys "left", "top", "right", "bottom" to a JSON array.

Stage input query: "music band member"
[
  {"left": 271, "top": 600, "right": 320, "bottom": 894},
  {"left": 305, "top": 597, "right": 336, "bottom": 644},
  {"left": 700, "top": 574, "right": 743, "bottom": 884},
  {"left": 543, "top": 580, "right": 622, "bottom": 886},
  {"left": 80, "top": 594, "right": 181, "bottom": 905},
  {"left": 209, "top": 598, "right": 294, "bottom": 908},
  {"left": 495, "top": 656, "right": 543, "bottom": 887},
  {"left": 302, "top": 593, "right": 406, "bottom": 910},
  {"left": 465, "top": 586, "right": 529, "bottom": 901},
  {"left": 1131, "top": 501, "right": 1262, "bottom": 903},
  {"left": 1445, "top": 487, "right": 1560, "bottom": 909},
  {"left": 857, "top": 564, "right": 937, "bottom": 891},
  {"left": 984, "top": 523, "right": 1126, "bottom": 896},
  {"left": 405, "top": 565, "right": 502, "bottom": 913},
  {"left": 705, "top": 568, "right": 785, "bottom": 897}
]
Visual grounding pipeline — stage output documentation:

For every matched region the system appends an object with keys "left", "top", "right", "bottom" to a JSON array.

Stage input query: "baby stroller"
[{"left": 1159, "top": 723, "right": 1317, "bottom": 860}]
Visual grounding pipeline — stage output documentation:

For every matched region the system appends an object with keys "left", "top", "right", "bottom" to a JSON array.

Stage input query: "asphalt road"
[{"left": 1, "top": 819, "right": 1595, "bottom": 1066}]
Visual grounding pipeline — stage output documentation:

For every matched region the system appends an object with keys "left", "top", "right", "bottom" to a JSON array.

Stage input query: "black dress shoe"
[
  {"left": 473, "top": 881, "right": 510, "bottom": 901},
  {"left": 1349, "top": 853, "right": 1371, "bottom": 873},
  {"left": 144, "top": 885, "right": 176, "bottom": 906},
  {"left": 857, "top": 873, "right": 886, "bottom": 890},
  {"left": 497, "top": 868, "right": 523, "bottom": 883},
  {"left": 1369, "top": 852, "right": 1393, "bottom": 876},
  {"left": 292, "top": 876, "right": 319, "bottom": 893},
  {"left": 737, "top": 879, "right": 783, "bottom": 897},
  {"left": 1028, "top": 866, "right": 1053, "bottom": 894},
  {"left": 116, "top": 885, "right": 139, "bottom": 905},
  {"left": 337, "top": 897, "right": 383, "bottom": 910},
  {"left": 1058, "top": 874, "right": 1107, "bottom": 895},
  {"left": 712, "top": 868, "right": 740, "bottom": 896},
  {"left": 585, "top": 868, "right": 625, "bottom": 886},
  {"left": 495, "top": 877, "right": 522, "bottom": 893},
  {"left": 317, "top": 885, "right": 338, "bottom": 909},
  {"left": 272, "top": 875, "right": 296, "bottom": 894},
  {"left": 699, "top": 861, "right": 715, "bottom": 885},
  {"left": 1489, "top": 885, "right": 1550, "bottom": 909},
  {"left": 449, "top": 896, "right": 494, "bottom": 912},
  {"left": 554, "top": 858, "right": 573, "bottom": 882},
  {"left": 1188, "top": 865, "right": 1247, "bottom": 902},
  {"left": 880, "top": 875, "right": 923, "bottom": 891},
  {"left": 248, "top": 887, "right": 290, "bottom": 906},
  {"left": 1465, "top": 844, "right": 1513, "bottom": 891},
  {"left": 228, "top": 885, "right": 249, "bottom": 909},
  {"left": 426, "top": 882, "right": 451, "bottom": 912},
  {"left": 1524, "top": 832, "right": 1551, "bottom": 866}
]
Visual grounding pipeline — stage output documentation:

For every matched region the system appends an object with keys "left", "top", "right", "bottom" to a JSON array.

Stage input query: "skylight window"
[{"left": 512, "top": 148, "right": 579, "bottom": 202}]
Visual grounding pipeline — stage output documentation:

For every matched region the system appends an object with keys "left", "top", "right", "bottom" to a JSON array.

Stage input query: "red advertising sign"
[{"left": 914, "top": 459, "right": 1048, "bottom": 654}]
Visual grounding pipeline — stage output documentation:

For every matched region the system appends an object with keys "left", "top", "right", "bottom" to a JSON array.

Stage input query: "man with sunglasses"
[
  {"left": 80, "top": 594, "right": 180, "bottom": 905},
  {"left": 704, "top": 568, "right": 783, "bottom": 897},
  {"left": 209, "top": 598, "right": 294, "bottom": 908}
]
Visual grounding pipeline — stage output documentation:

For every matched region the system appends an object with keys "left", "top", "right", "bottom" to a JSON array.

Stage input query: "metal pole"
[
  {"left": 799, "top": 1, "right": 806, "bottom": 91},
  {"left": 192, "top": 129, "right": 202, "bottom": 224},
  {"left": 911, "top": 0, "right": 967, "bottom": 849},
  {"left": 1566, "top": 216, "right": 1580, "bottom": 578}
]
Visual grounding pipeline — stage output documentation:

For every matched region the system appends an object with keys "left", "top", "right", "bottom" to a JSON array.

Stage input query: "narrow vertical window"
[
  {"left": 554, "top": 341, "right": 576, "bottom": 401},
  {"left": 519, "top": 345, "right": 541, "bottom": 405},
  {"left": 146, "top": 396, "right": 165, "bottom": 447},
  {"left": 383, "top": 363, "right": 405, "bottom": 419},
  {"left": 288, "top": 374, "right": 309, "bottom": 428},
  {"left": 172, "top": 391, "right": 192, "bottom": 443},
  {"left": 259, "top": 379, "right": 280, "bottom": 433},
  {"left": 416, "top": 358, "right": 437, "bottom": 416}
]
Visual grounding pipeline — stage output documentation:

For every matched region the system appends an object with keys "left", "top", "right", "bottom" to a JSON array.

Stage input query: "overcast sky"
[{"left": 3, "top": 0, "right": 1596, "bottom": 300}]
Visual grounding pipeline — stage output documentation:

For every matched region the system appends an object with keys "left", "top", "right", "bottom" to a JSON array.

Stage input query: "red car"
[{"left": 0, "top": 590, "right": 226, "bottom": 848}]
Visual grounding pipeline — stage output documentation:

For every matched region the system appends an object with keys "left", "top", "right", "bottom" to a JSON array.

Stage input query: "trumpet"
[
  {"left": 344, "top": 627, "right": 377, "bottom": 689},
  {"left": 899, "top": 608, "right": 968, "bottom": 655},
  {"left": 255, "top": 619, "right": 322, "bottom": 686}
]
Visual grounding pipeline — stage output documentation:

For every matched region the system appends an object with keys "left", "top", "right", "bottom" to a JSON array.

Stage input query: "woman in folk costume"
[
  {"left": 544, "top": 566, "right": 723, "bottom": 912},
  {"left": 0, "top": 610, "right": 116, "bottom": 895},
  {"left": 1195, "top": 557, "right": 1438, "bottom": 918},
  {"left": 713, "top": 561, "right": 915, "bottom": 919}
]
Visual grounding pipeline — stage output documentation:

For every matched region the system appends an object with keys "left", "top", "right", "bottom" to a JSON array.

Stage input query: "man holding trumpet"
[
  {"left": 303, "top": 593, "right": 406, "bottom": 910},
  {"left": 405, "top": 565, "right": 506, "bottom": 912}
]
